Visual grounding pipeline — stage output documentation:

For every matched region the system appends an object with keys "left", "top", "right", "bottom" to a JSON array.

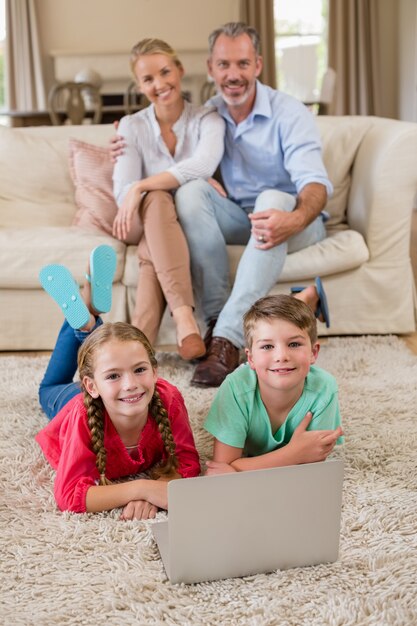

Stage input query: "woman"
[{"left": 112, "top": 38, "right": 225, "bottom": 359}]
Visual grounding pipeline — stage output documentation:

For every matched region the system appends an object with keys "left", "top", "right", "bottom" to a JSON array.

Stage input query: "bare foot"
[{"left": 293, "top": 285, "right": 319, "bottom": 315}]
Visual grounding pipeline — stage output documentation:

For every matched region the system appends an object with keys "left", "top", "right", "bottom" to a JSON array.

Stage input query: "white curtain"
[{"left": 5, "top": 0, "right": 46, "bottom": 110}]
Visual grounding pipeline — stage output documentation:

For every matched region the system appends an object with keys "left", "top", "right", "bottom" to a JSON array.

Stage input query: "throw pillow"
[
  {"left": 69, "top": 138, "right": 118, "bottom": 235},
  {"left": 316, "top": 116, "right": 372, "bottom": 229}
]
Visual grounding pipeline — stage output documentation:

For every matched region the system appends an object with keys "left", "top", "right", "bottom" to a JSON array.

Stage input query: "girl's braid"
[
  {"left": 84, "top": 393, "right": 112, "bottom": 486},
  {"left": 150, "top": 389, "right": 179, "bottom": 477}
]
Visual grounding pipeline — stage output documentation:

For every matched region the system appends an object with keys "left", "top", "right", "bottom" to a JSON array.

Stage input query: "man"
[{"left": 174, "top": 22, "right": 332, "bottom": 387}]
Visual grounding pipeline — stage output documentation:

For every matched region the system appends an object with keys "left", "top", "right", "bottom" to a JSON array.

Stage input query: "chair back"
[
  {"left": 124, "top": 81, "right": 149, "bottom": 114},
  {"left": 200, "top": 80, "right": 216, "bottom": 104},
  {"left": 48, "top": 81, "right": 102, "bottom": 125},
  {"left": 318, "top": 68, "right": 337, "bottom": 115}
]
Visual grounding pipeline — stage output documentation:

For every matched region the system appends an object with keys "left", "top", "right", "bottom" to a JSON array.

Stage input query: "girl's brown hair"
[
  {"left": 129, "top": 37, "right": 183, "bottom": 77},
  {"left": 77, "top": 322, "right": 179, "bottom": 485},
  {"left": 243, "top": 294, "right": 318, "bottom": 349}
]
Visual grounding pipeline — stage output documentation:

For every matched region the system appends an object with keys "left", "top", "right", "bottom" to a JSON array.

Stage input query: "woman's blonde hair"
[
  {"left": 77, "top": 322, "right": 179, "bottom": 486},
  {"left": 243, "top": 295, "right": 318, "bottom": 349},
  {"left": 129, "top": 37, "right": 183, "bottom": 76}
]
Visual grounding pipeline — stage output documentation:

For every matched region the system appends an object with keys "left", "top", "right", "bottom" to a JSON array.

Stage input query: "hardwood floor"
[{"left": 3, "top": 211, "right": 417, "bottom": 357}]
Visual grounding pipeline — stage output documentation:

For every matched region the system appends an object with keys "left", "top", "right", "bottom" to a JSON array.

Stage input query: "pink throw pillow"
[{"left": 69, "top": 138, "right": 118, "bottom": 235}]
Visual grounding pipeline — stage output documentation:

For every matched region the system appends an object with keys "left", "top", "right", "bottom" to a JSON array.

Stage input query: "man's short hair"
[
  {"left": 243, "top": 294, "right": 318, "bottom": 348},
  {"left": 208, "top": 22, "right": 261, "bottom": 57}
]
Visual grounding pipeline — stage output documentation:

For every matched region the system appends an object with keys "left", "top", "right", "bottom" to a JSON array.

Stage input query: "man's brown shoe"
[{"left": 191, "top": 337, "right": 239, "bottom": 387}]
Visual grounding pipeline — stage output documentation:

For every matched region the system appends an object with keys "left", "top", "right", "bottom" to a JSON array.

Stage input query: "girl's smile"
[{"left": 83, "top": 339, "right": 157, "bottom": 427}]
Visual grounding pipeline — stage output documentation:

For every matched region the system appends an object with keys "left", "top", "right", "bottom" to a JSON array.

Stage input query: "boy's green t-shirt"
[{"left": 204, "top": 363, "right": 344, "bottom": 457}]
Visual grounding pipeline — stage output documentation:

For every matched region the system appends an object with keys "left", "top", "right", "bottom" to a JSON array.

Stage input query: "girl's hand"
[
  {"left": 205, "top": 460, "right": 237, "bottom": 475},
  {"left": 112, "top": 184, "right": 142, "bottom": 240},
  {"left": 288, "top": 412, "right": 343, "bottom": 464},
  {"left": 120, "top": 499, "right": 158, "bottom": 521}
]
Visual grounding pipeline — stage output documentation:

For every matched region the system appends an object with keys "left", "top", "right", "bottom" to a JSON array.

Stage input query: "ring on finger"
[{"left": 258, "top": 234, "right": 266, "bottom": 243}]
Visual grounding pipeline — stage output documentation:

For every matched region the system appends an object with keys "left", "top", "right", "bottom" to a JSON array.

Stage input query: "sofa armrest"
[{"left": 347, "top": 117, "right": 417, "bottom": 263}]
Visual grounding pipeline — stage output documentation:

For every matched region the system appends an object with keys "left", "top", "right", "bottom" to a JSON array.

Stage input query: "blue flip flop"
[
  {"left": 290, "top": 277, "right": 330, "bottom": 328},
  {"left": 39, "top": 265, "right": 90, "bottom": 329},
  {"left": 87, "top": 245, "right": 117, "bottom": 314}
]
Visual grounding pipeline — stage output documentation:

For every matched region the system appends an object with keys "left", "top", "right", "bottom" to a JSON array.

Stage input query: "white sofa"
[{"left": 1, "top": 116, "right": 416, "bottom": 350}]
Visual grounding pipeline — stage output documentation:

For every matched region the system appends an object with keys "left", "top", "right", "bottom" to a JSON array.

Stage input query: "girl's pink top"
[{"left": 35, "top": 378, "right": 201, "bottom": 512}]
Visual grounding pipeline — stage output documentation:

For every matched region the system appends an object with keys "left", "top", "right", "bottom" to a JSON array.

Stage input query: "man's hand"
[
  {"left": 205, "top": 460, "right": 238, "bottom": 476},
  {"left": 249, "top": 208, "right": 304, "bottom": 249},
  {"left": 112, "top": 183, "right": 142, "bottom": 240},
  {"left": 120, "top": 499, "right": 158, "bottom": 521},
  {"left": 207, "top": 177, "right": 227, "bottom": 197},
  {"left": 109, "top": 120, "right": 125, "bottom": 163},
  {"left": 288, "top": 412, "right": 343, "bottom": 464}
]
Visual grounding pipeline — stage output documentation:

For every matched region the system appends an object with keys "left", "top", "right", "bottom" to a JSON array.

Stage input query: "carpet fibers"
[{"left": 1, "top": 336, "right": 416, "bottom": 626}]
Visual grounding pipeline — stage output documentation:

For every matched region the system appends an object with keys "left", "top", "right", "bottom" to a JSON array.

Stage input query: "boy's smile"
[{"left": 246, "top": 319, "right": 319, "bottom": 399}]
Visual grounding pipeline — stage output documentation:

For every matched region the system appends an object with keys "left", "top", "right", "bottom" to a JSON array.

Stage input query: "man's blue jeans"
[
  {"left": 38, "top": 318, "right": 102, "bottom": 420},
  {"left": 175, "top": 180, "right": 327, "bottom": 348}
]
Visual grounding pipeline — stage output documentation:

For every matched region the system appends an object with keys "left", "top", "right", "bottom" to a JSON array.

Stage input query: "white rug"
[{"left": 1, "top": 336, "right": 416, "bottom": 626}]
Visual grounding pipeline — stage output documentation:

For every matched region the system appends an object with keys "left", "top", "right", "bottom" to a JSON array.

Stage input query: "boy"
[{"left": 204, "top": 294, "right": 343, "bottom": 474}]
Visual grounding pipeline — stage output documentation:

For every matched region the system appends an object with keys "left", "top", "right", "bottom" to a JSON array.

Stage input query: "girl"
[
  {"left": 37, "top": 245, "right": 200, "bottom": 520},
  {"left": 112, "top": 38, "right": 225, "bottom": 358}
]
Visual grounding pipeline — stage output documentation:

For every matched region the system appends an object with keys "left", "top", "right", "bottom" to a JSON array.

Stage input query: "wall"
[
  {"left": 34, "top": 0, "right": 416, "bottom": 119},
  {"left": 36, "top": 0, "right": 240, "bottom": 95}
]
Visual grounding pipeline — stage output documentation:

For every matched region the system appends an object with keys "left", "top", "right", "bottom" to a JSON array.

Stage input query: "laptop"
[{"left": 151, "top": 459, "right": 344, "bottom": 584}]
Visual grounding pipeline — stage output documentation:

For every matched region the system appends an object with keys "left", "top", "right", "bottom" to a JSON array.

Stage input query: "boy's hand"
[
  {"left": 205, "top": 460, "right": 237, "bottom": 476},
  {"left": 120, "top": 499, "right": 158, "bottom": 521},
  {"left": 109, "top": 120, "right": 125, "bottom": 163},
  {"left": 289, "top": 412, "right": 343, "bottom": 464}
]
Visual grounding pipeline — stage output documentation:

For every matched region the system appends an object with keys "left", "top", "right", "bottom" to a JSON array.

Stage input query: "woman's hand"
[
  {"left": 207, "top": 177, "right": 227, "bottom": 197},
  {"left": 112, "top": 183, "right": 143, "bottom": 241},
  {"left": 120, "top": 499, "right": 158, "bottom": 521}
]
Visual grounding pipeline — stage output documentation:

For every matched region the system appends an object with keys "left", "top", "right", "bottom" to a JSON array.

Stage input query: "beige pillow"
[
  {"left": 316, "top": 116, "right": 372, "bottom": 229},
  {"left": 69, "top": 138, "right": 118, "bottom": 235}
]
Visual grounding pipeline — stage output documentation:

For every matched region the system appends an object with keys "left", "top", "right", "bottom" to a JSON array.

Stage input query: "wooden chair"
[
  {"left": 47, "top": 81, "right": 102, "bottom": 125},
  {"left": 200, "top": 80, "right": 216, "bottom": 104},
  {"left": 123, "top": 81, "right": 149, "bottom": 115},
  {"left": 304, "top": 68, "right": 337, "bottom": 115}
]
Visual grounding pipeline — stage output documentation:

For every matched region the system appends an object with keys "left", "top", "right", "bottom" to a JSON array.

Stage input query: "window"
[{"left": 274, "top": 0, "right": 328, "bottom": 103}]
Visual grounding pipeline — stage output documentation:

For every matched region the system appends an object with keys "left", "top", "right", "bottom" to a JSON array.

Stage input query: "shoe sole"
[
  {"left": 89, "top": 245, "right": 117, "bottom": 314},
  {"left": 39, "top": 265, "right": 90, "bottom": 329}
]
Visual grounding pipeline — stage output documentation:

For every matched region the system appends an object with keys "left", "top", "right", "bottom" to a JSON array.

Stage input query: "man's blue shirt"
[{"left": 208, "top": 81, "right": 333, "bottom": 208}]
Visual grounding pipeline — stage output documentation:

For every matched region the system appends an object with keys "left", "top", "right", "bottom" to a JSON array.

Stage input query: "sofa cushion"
[
  {"left": 316, "top": 116, "right": 372, "bottom": 229},
  {"left": 69, "top": 139, "right": 118, "bottom": 236},
  {"left": 0, "top": 126, "right": 76, "bottom": 228},
  {"left": 122, "top": 229, "right": 369, "bottom": 288},
  {"left": 0, "top": 227, "right": 125, "bottom": 288},
  {"left": 0, "top": 124, "right": 116, "bottom": 229}
]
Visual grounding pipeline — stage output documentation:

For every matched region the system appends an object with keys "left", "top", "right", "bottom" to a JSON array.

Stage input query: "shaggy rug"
[{"left": 1, "top": 336, "right": 416, "bottom": 626}]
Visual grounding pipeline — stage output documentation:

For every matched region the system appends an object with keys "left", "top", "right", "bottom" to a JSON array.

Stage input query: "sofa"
[{"left": 1, "top": 115, "right": 417, "bottom": 351}]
